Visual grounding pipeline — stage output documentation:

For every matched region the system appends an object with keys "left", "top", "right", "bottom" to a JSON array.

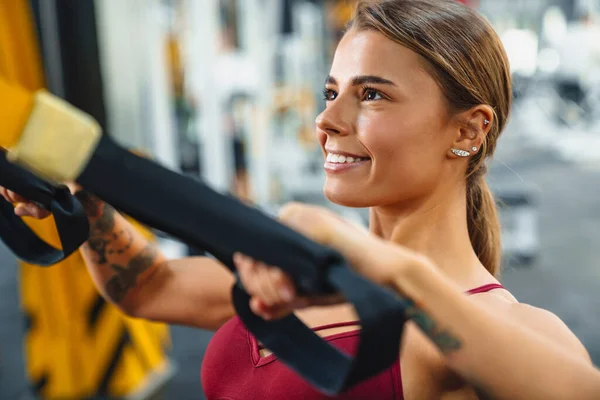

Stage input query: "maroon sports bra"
[{"left": 201, "top": 283, "right": 505, "bottom": 400}]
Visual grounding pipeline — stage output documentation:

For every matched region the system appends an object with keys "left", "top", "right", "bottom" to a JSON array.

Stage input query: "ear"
[{"left": 448, "top": 105, "right": 493, "bottom": 158}]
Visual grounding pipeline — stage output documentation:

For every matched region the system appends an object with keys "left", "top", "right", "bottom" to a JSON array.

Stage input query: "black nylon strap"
[
  {"left": 0, "top": 135, "right": 409, "bottom": 394},
  {"left": 0, "top": 152, "right": 89, "bottom": 265},
  {"left": 80, "top": 136, "right": 337, "bottom": 294}
]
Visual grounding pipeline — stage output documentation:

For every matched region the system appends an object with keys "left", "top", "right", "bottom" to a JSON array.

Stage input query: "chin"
[{"left": 323, "top": 185, "right": 372, "bottom": 208}]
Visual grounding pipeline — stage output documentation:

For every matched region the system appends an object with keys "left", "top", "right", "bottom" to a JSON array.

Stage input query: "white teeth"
[{"left": 326, "top": 153, "right": 367, "bottom": 164}]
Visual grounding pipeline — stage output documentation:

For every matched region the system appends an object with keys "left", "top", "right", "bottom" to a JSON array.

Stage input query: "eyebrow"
[{"left": 326, "top": 75, "right": 397, "bottom": 86}]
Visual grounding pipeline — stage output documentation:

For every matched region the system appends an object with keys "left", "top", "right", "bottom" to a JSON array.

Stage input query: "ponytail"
[{"left": 467, "top": 175, "right": 501, "bottom": 276}]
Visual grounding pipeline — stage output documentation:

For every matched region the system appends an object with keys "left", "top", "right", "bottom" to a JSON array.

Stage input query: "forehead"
[{"left": 329, "top": 30, "right": 432, "bottom": 87}]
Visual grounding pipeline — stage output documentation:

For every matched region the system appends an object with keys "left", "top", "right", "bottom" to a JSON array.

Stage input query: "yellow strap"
[
  {"left": 0, "top": 77, "right": 35, "bottom": 149},
  {"left": 0, "top": 0, "right": 100, "bottom": 179},
  {"left": 0, "top": 79, "right": 102, "bottom": 183}
]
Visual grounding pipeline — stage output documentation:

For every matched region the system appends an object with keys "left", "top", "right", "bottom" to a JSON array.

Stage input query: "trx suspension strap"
[
  {"left": 0, "top": 80, "right": 92, "bottom": 265},
  {"left": 0, "top": 81, "right": 411, "bottom": 395}
]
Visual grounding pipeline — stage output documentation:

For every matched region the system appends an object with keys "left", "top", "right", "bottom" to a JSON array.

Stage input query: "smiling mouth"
[
  {"left": 325, "top": 152, "right": 370, "bottom": 164},
  {"left": 324, "top": 152, "right": 371, "bottom": 173}
]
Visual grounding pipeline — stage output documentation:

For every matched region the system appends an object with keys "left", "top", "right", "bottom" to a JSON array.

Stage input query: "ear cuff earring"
[{"left": 451, "top": 148, "right": 471, "bottom": 157}]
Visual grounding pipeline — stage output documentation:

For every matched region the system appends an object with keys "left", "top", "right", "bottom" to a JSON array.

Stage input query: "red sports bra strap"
[
  {"left": 466, "top": 283, "right": 504, "bottom": 295},
  {"left": 312, "top": 321, "right": 361, "bottom": 332},
  {"left": 302, "top": 284, "right": 505, "bottom": 333}
]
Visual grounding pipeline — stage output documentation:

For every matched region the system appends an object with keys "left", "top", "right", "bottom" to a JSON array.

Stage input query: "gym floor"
[{"left": 1, "top": 117, "right": 600, "bottom": 399}]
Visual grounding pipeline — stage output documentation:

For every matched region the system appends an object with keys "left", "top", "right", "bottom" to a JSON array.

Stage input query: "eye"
[
  {"left": 362, "top": 87, "right": 384, "bottom": 101},
  {"left": 322, "top": 88, "right": 337, "bottom": 101}
]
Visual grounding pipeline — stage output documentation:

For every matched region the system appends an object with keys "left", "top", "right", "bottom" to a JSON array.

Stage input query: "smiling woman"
[
  {"left": 0, "top": 1, "right": 593, "bottom": 400},
  {"left": 317, "top": 1, "right": 509, "bottom": 279},
  {"left": 231, "top": 0, "right": 590, "bottom": 399}
]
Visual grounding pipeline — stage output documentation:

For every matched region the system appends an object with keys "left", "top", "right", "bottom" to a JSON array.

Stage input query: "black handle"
[{"left": 0, "top": 152, "right": 89, "bottom": 265}]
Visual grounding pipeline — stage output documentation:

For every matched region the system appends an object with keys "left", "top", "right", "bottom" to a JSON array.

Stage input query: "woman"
[{"left": 0, "top": 0, "right": 593, "bottom": 399}]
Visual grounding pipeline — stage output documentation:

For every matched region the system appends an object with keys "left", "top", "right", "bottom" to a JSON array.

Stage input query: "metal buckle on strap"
[{"left": 6, "top": 91, "right": 102, "bottom": 184}]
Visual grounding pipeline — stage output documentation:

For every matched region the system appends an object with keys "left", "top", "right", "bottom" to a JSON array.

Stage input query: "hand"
[
  {"left": 0, "top": 182, "right": 81, "bottom": 219},
  {"left": 234, "top": 252, "right": 344, "bottom": 320},
  {"left": 234, "top": 203, "right": 427, "bottom": 320}
]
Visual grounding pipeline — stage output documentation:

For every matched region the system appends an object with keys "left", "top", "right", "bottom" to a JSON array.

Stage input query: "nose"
[{"left": 315, "top": 101, "right": 352, "bottom": 137}]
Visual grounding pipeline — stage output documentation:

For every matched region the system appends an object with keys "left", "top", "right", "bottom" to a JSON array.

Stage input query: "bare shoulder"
[
  {"left": 470, "top": 287, "right": 590, "bottom": 362},
  {"left": 506, "top": 303, "right": 590, "bottom": 360}
]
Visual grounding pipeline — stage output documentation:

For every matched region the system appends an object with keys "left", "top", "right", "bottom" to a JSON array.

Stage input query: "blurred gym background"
[{"left": 1, "top": 0, "right": 599, "bottom": 398}]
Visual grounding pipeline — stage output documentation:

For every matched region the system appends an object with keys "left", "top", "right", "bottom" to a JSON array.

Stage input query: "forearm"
[
  {"left": 395, "top": 264, "right": 600, "bottom": 400},
  {"left": 75, "top": 191, "right": 167, "bottom": 310}
]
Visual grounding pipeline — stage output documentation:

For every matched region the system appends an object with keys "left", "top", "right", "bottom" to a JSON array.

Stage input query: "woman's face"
[{"left": 317, "top": 29, "right": 459, "bottom": 208}]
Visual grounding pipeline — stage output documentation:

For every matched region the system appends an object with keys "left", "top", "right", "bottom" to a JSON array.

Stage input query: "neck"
[{"left": 369, "top": 184, "right": 483, "bottom": 283}]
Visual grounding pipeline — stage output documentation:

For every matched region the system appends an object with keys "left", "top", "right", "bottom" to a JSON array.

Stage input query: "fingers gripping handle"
[{"left": 0, "top": 152, "right": 89, "bottom": 265}]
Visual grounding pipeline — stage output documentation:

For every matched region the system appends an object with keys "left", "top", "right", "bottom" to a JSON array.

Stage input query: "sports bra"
[{"left": 201, "top": 283, "right": 505, "bottom": 400}]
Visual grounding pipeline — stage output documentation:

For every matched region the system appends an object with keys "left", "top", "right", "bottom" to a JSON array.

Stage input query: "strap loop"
[{"left": 0, "top": 151, "right": 89, "bottom": 265}]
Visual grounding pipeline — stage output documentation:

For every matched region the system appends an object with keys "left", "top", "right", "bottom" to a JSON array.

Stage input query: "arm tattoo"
[
  {"left": 405, "top": 303, "right": 463, "bottom": 355},
  {"left": 76, "top": 191, "right": 161, "bottom": 303},
  {"left": 86, "top": 229, "right": 134, "bottom": 264},
  {"left": 75, "top": 190, "right": 106, "bottom": 220},
  {"left": 404, "top": 304, "right": 495, "bottom": 398},
  {"left": 76, "top": 191, "right": 133, "bottom": 264},
  {"left": 104, "top": 245, "right": 159, "bottom": 303}
]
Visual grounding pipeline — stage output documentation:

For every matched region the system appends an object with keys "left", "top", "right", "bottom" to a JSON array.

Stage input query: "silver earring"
[
  {"left": 472, "top": 147, "right": 478, "bottom": 152},
  {"left": 451, "top": 148, "right": 471, "bottom": 157},
  {"left": 484, "top": 119, "right": 490, "bottom": 126}
]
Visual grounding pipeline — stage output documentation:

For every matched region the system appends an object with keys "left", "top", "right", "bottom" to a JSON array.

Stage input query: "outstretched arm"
[
  {"left": 75, "top": 191, "right": 236, "bottom": 330},
  {"left": 390, "top": 258, "right": 596, "bottom": 400},
  {"left": 235, "top": 203, "right": 599, "bottom": 400},
  {"left": 1, "top": 186, "right": 236, "bottom": 330}
]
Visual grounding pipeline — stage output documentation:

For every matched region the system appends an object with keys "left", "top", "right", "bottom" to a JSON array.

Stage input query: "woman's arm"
[
  {"left": 235, "top": 203, "right": 600, "bottom": 400},
  {"left": 1, "top": 184, "right": 236, "bottom": 331},
  {"left": 393, "top": 260, "right": 598, "bottom": 400},
  {"left": 75, "top": 191, "right": 236, "bottom": 330}
]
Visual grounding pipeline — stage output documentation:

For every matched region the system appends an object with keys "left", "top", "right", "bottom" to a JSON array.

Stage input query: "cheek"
[
  {"left": 358, "top": 113, "right": 432, "bottom": 165},
  {"left": 358, "top": 112, "right": 444, "bottom": 187}
]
